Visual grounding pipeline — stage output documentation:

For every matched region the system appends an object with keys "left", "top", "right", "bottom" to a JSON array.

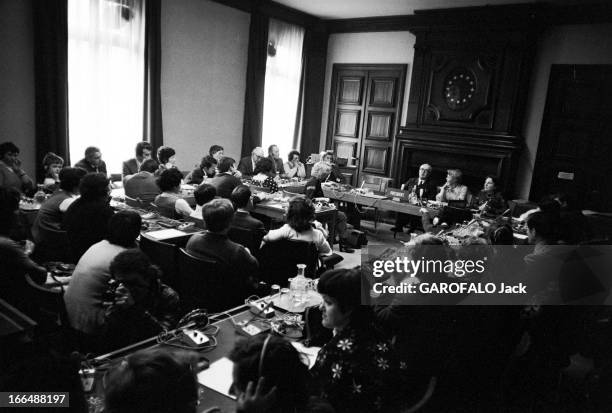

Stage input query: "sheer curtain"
[
  {"left": 261, "top": 19, "right": 305, "bottom": 161},
  {"left": 68, "top": 0, "right": 145, "bottom": 173}
]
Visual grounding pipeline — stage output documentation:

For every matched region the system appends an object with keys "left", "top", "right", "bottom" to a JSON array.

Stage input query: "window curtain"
[
  {"left": 261, "top": 19, "right": 305, "bottom": 161},
  {"left": 68, "top": 0, "right": 146, "bottom": 173},
  {"left": 241, "top": 11, "right": 269, "bottom": 158},
  {"left": 143, "top": 0, "right": 163, "bottom": 150},
  {"left": 33, "top": 0, "right": 70, "bottom": 181}
]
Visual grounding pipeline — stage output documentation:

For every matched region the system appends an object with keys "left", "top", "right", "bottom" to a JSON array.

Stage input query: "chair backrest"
[
  {"left": 24, "top": 274, "right": 68, "bottom": 328},
  {"left": 257, "top": 239, "right": 318, "bottom": 286},
  {"left": 362, "top": 175, "right": 393, "bottom": 192},
  {"left": 139, "top": 234, "right": 179, "bottom": 287},
  {"left": 125, "top": 196, "right": 155, "bottom": 209},
  {"left": 33, "top": 227, "right": 72, "bottom": 263},
  {"left": 228, "top": 226, "right": 265, "bottom": 255},
  {"left": 176, "top": 248, "right": 249, "bottom": 313}
]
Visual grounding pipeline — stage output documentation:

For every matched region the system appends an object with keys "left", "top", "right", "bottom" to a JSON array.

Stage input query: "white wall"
[
  {"left": 517, "top": 23, "right": 612, "bottom": 199},
  {"left": 161, "top": 0, "right": 249, "bottom": 171},
  {"left": 319, "top": 31, "right": 416, "bottom": 150},
  {"left": 0, "top": 0, "right": 36, "bottom": 175}
]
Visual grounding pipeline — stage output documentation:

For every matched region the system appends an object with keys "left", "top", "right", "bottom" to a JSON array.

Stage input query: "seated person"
[
  {"left": 0, "top": 141, "right": 35, "bottom": 194},
  {"left": 64, "top": 211, "right": 142, "bottom": 337},
  {"left": 251, "top": 158, "right": 279, "bottom": 193},
  {"left": 312, "top": 268, "right": 403, "bottom": 413},
  {"left": 0, "top": 186, "right": 47, "bottom": 313},
  {"left": 104, "top": 348, "right": 199, "bottom": 413},
  {"left": 185, "top": 198, "right": 258, "bottom": 274},
  {"left": 154, "top": 168, "right": 193, "bottom": 218},
  {"left": 41, "top": 152, "right": 64, "bottom": 192},
  {"left": 184, "top": 155, "right": 216, "bottom": 185},
  {"left": 103, "top": 249, "right": 180, "bottom": 351},
  {"left": 190, "top": 183, "right": 216, "bottom": 220},
  {"left": 230, "top": 185, "right": 264, "bottom": 231},
  {"left": 32, "top": 167, "right": 86, "bottom": 244},
  {"left": 122, "top": 141, "right": 153, "bottom": 181},
  {"left": 229, "top": 335, "right": 333, "bottom": 413},
  {"left": 472, "top": 176, "right": 507, "bottom": 216},
  {"left": 262, "top": 198, "right": 331, "bottom": 256},
  {"left": 74, "top": 146, "right": 107, "bottom": 174},
  {"left": 268, "top": 144, "right": 286, "bottom": 177},
  {"left": 390, "top": 163, "right": 438, "bottom": 233},
  {"left": 63, "top": 172, "right": 114, "bottom": 261},
  {"left": 306, "top": 162, "right": 353, "bottom": 253},
  {"left": 555, "top": 193, "right": 590, "bottom": 244},
  {"left": 284, "top": 150, "right": 306, "bottom": 179},
  {"left": 154, "top": 146, "right": 177, "bottom": 176},
  {"left": 318, "top": 150, "right": 343, "bottom": 183},
  {"left": 124, "top": 159, "right": 160, "bottom": 204},
  {"left": 237, "top": 147, "right": 265, "bottom": 177},
  {"left": 209, "top": 156, "right": 242, "bottom": 198},
  {"left": 209, "top": 144, "right": 224, "bottom": 160},
  {"left": 436, "top": 168, "right": 469, "bottom": 203}
]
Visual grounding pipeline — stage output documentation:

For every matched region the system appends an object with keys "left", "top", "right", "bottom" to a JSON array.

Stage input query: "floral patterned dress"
[{"left": 311, "top": 321, "right": 403, "bottom": 413}]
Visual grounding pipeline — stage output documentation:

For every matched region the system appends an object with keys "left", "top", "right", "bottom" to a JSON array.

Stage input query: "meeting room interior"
[{"left": 2, "top": 0, "right": 612, "bottom": 412}]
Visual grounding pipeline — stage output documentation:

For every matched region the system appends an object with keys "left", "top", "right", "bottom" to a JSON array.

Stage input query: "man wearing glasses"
[{"left": 390, "top": 163, "right": 438, "bottom": 233}]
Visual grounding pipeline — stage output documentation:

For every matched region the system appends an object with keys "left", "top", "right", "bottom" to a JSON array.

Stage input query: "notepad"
[
  {"left": 197, "top": 357, "right": 236, "bottom": 399},
  {"left": 146, "top": 228, "right": 186, "bottom": 240}
]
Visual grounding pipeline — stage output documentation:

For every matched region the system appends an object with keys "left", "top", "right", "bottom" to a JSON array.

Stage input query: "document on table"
[
  {"left": 197, "top": 357, "right": 236, "bottom": 399},
  {"left": 146, "top": 228, "right": 185, "bottom": 240},
  {"left": 291, "top": 341, "right": 321, "bottom": 369}
]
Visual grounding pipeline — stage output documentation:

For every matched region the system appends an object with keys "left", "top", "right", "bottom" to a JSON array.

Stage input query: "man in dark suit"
[
  {"left": 230, "top": 185, "right": 264, "bottom": 231},
  {"left": 186, "top": 198, "right": 258, "bottom": 275},
  {"left": 124, "top": 159, "right": 160, "bottom": 204},
  {"left": 268, "top": 145, "right": 286, "bottom": 177},
  {"left": 390, "top": 163, "right": 438, "bottom": 233},
  {"left": 208, "top": 157, "right": 241, "bottom": 198},
  {"left": 122, "top": 141, "right": 153, "bottom": 181},
  {"left": 238, "top": 147, "right": 265, "bottom": 178},
  {"left": 74, "top": 146, "right": 107, "bottom": 175}
]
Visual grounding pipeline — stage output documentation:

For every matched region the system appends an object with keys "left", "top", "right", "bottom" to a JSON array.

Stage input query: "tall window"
[
  {"left": 261, "top": 19, "right": 305, "bottom": 161},
  {"left": 68, "top": 0, "right": 145, "bottom": 173}
]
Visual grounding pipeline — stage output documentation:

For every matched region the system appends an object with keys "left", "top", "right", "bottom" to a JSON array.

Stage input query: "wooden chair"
[
  {"left": 24, "top": 274, "right": 68, "bottom": 331},
  {"left": 228, "top": 226, "right": 265, "bottom": 256},
  {"left": 176, "top": 248, "right": 250, "bottom": 313},
  {"left": 257, "top": 239, "right": 320, "bottom": 287},
  {"left": 139, "top": 235, "right": 179, "bottom": 288},
  {"left": 32, "top": 227, "right": 72, "bottom": 264}
]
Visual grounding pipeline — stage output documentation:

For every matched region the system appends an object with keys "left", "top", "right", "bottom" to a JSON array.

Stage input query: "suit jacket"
[
  {"left": 232, "top": 210, "right": 265, "bottom": 231},
  {"left": 186, "top": 232, "right": 258, "bottom": 272},
  {"left": 208, "top": 173, "right": 242, "bottom": 199},
  {"left": 74, "top": 158, "right": 107, "bottom": 175},
  {"left": 402, "top": 177, "right": 437, "bottom": 200},
  {"left": 237, "top": 156, "right": 255, "bottom": 177},
  {"left": 124, "top": 172, "right": 160, "bottom": 203},
  {"left": 122, "top": 158, "right": 139, "bottom": 177},
  {"left": 269, "top": 156, "right": 285, "bottom": 175}
]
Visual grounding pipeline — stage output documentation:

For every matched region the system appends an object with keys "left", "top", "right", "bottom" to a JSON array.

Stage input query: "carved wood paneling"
[
  {"left": 339, "top": 77, "right": 363, "bottom": 105},
  {"left": 334, "top": 140, "right": 357, "bottom": 160},
  {"left": 335, "top": 110, "right": 360, "bottom": 138},
  {"left": 369, "top": 78, "right": 396, "bottom": 107},
  {"left": 366, "top": 112, "right": 393, "bottom": 140},
  {"left": 362, "top": 145, "right": 389, "bottom": 175}
]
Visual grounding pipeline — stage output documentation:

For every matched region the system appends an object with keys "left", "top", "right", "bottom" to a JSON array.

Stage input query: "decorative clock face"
[{"left": 444, "top": 69, "right": 476, "bottom": 111}]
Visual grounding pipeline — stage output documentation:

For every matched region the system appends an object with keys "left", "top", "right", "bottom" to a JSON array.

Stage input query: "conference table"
[{"left": 85, "top": 293, "right": 322, "bottom": 413}]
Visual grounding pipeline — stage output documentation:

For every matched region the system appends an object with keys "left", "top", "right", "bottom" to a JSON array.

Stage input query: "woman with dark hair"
[
  {"left": 32, "top": 167, "right": 87, "bottom": 244},
  {"left": 312, "top": 268, "right": 403, "bottom": 413},
  {"left": 0, "top": 141, "right": 34, "bottom": 194},
  {"left": 104, "top": 348, "right": 199, "bottom": 413},
  {"left": 155, "top": 146, "right": 177, "bottom": 176},
  {"left": 251, "top": 158, "right": 279, "bottom": 193},
  {"left": 103, "top": 249, "right": 180, "bottom": 351},
  {"left": 0, "top": 186, "right": 47, "bottom": 312},
  {"left": 63, "top": 172, "right": 114, "bottom": 261},
  {"left": 284, "top": 150, "right": 306, "bottom": 179},
  {"left": 473, "top": 176, "right": 506, "bottom": 216},
  {"left": 229, "top": 334, "right": 333, "bottom": 413},
  {"left": 41, "top": 152, "right": 64, "bottom": 191},
  {"left": 262, "top": 198, "right": 331, "bottom": 255},
  {"left": 154, "top": 168, "right": 193, "bottom": 218}
]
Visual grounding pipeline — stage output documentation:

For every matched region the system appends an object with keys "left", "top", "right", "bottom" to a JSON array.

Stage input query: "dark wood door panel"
[{"left": 338, "top": 76, "right": 365, "bottom": 105}]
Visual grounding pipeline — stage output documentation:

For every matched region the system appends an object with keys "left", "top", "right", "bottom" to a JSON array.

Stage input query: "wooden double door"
[
  {"left": 531, "top": 65, "right": 612, "bottom": 211},
  {"left": 326, "top": 64, "right": 406, "bottom": 186}
]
